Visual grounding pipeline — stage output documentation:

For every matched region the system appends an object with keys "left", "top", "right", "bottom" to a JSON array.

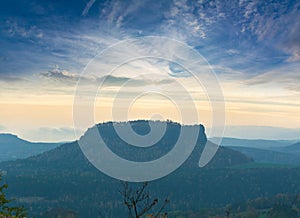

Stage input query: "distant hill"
[
  {"left": 215, "top": 138, "right": 300, "bottom": 165},
  {"left": 205, "top": 143, "right": 253, "bottom": 168},
  {"left": 0, "top": 133, "right": 61, "bottom": 162},
  {"left": 282, "top": 142, "right": 300, "bottom": 155},
  {"left": 211, "top": 126, "right": 300, "bottom": 140},
  {"left": 213, "top": 137, "right": 295, "bottom": 149},
  {"left": 229, "top": 146, "right": 300, "bottom": 166}
]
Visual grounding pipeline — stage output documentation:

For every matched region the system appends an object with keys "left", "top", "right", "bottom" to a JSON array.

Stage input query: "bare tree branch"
[{"left": 120, "top": 181, "right": 169, "bottom": 218}]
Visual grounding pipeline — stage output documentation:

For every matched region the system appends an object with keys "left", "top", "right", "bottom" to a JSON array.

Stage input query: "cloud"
[
  {"left": 4, "top": 19, "right": 43, "bottom": 39},
  {"left": 100, "top": 0, "right": 148, "bottom": 28},
  {"left": 160, "top": 0, "right": 242, "bottom": 42},
  {"left": 156, "top": 79, "right": 174, "bottom": 85},
  {"left": 40, "top": 66, "right": 81, "bottom": 84},
  {"left": 1, "top": 14, "right": 126, "bottom": 77},
  {"left": 82, "top": 0, "right": 96, "bottom": 16},
  {"left": 226, "top": 49, "right": 239, "bottom": 55},
  {"left": 98, "top": 75, "right": 151, "bottom": 87},
  {"left": 244, "top": 62, "right": 300, "bottom": 92},
  {"left": 100, "top": 75, "right": 130, "bottom": 85},
  {"left": 163, "top": 0, "right": 207, "bottom": 39},
  {"left": 39, "top": 66, "right": 172, "bottom": 89},
  {"left": 238, "top": 0, "right": 300, "bottom": 62},
  {"left": 0, "top": 74, "right": 26, "bottom": 83},
  {"left": 168, "top": 62, "right": 191, "bottom": 78},
  {"left": 23, "top": 127, "right": 78, "bottom": 142},
  {"left": 1, "top": 0, "right": 298, "bottom": 80},
  {"left": 155, "top": 0, "right": 298, "bottom": 71},
  {"left": 1, "top": 2, "right": 299, "bottom": 90}
]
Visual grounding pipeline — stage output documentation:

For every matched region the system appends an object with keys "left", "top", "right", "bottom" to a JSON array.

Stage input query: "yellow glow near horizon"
[
  {"left": 0, "top": 93, "right": 299, "bottom": 142},
  {"left": 1, "top": 73, "right": 300, "bottom": 141}
]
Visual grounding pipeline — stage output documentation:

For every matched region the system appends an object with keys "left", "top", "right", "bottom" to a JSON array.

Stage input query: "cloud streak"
[
  {"left": 0, "top": 75, "right": 26, "bottom": 83},
  {"left": 22, "top": 127, "right": 78, "bottom": 142},
  {"left": 244, "top": 62, "right": 300, "bottom": 92},
  {"left": 82, "top": 0, "right": 96, "bottom": 16},
  {"left": 39, "top": 65, "right": 173, "bottom": 89}
]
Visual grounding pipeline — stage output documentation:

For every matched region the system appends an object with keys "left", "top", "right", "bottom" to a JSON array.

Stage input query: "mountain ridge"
[
  {"left": 2, "top": 120, "right": 300, "bottom": 218},
  {"left": 0, "top": 133, "right": 61, "bottom": 162},
  {"left": 1, "top": 120, "right": 252, "bottom": 173},
  {"left": 212, "top": 137, "right": 296, "bottom": 149}
]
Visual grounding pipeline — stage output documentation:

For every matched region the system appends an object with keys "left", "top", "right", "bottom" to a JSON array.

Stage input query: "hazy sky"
[{"left": 0, "top": 0, "right": 300, "bottom": 141}]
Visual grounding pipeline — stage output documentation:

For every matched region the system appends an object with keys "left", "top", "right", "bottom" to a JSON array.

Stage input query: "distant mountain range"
[
  {"left": 278, "top": 142, "right": 300, "bottom": 155},
  {"left": 210, "top": 126, "right": 300, "bottom": 140},
  {"left": 0, "top": 120, "right": 255, "bottom": 217},
  {"left": 212, "top": 137, "right": 300, "bottom": 165},
  {"left": 228, "top": 146, "right": 300, "bottom": 165},
  {"left": 1, "top": 121, "right": 252, "bottom": 174},
  {"left": 0, "top": 121, "right": 299, "bottom": 217},
  {"left": 0, "top": 133, "right": 61, "bottom": 162},
  {"left": 1, "top": 131, "right": 299, "bottom": 167},
  {"left": 212, "top": 137, "right": 297, "bottom": 149}
]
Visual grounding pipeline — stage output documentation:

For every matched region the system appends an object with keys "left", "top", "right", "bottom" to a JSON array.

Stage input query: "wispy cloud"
[
  {"left": 82, "top": 0, "right": 96, "bottom": 16},
  {"left": 40, "top": 66, "right": 83, "bottom": 85},
  {"left": 168, "top": 62, "right": 191, "bottom": 78},
  {"left": 98, "top": 75, "right": 151, "bottom": 87},
  {"left": 238, "top": 0, "right": 300, "bottom": 62},
  {"left": 100, "top": 0, "right": 148, "bottom": 28},
  {"left": 244, "top": 62, "right": 300, "bottom": 92},
  {"left": 23, "top": 127, "right": 78, "bottom": 142},
  {"left": 37, "top": 64, "right": 175, "bottom": 94},
  {"left": 0, "top": 75, "right": 26, "bottom": 83},
  {"left": 163, "top": 0, "right": 207, "bottom": 39},
  {"left": 4, "top": 19, "right": 43, "bottom": 39}
]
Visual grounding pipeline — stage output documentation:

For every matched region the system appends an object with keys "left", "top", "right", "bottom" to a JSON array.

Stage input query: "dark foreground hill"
[{"left": 0, "top": 120, "right": 299, "bottom": 217}]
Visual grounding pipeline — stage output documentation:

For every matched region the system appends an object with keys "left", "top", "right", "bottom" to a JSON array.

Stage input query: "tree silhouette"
[
  {"left": 120, "top": 182, "right": 169, "bottom": 218},
  {"left": 0, "top": 174, "right": 27, "bottom": 218}
]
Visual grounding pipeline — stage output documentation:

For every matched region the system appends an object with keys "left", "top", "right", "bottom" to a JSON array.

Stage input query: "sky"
[{"left": 0, "top": 0, "right": 300, "bottom": 142}]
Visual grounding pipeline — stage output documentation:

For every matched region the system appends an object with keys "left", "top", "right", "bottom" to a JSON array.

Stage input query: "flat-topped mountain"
[
  {"left": 1, "top": 120, "right": 276, "bottom": 218},
  {"left": 1, "top": 120, "right": 252, "bottom": 174}
]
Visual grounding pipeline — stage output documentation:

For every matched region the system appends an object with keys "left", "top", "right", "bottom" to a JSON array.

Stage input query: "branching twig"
[{"left": 120, "top": 181, "right": 169, "bottom": 218}]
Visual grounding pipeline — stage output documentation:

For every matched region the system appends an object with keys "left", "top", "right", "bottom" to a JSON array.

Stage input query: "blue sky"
[
  {"left": 0, "top": 0, "right": 300, "bottom": 141},
  {"left": 1, "top": 0, "right": 299, "bottom": 75}
]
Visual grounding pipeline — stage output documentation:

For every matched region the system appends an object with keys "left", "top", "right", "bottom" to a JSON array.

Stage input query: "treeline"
[{"left": 168, "top": 192, "right": 300, "bottom": 218}]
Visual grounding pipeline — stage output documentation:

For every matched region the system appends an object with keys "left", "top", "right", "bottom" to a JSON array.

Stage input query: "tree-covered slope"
[
  {"left": 2, "top": 121, "right": 299, "bottom": 218},
  {"left": 0, "top": 134, "right": 60, "bottom": 162}
]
